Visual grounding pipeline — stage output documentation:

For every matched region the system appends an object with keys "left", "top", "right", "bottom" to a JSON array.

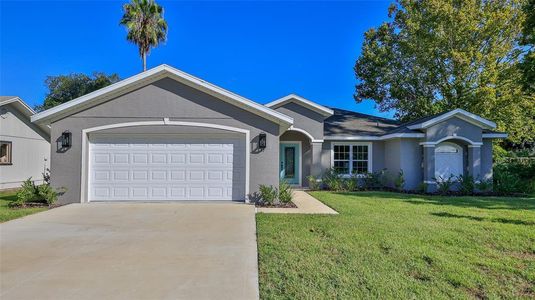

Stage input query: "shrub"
[
  {"left": 475, "top": 178, "right": 493, "bottom": 193},
  {"left": 278, "top": 180, "right": 293, "bottom": 204},
  {"left": 344, "top": 176, "right": 358, "bottom": 192},
  {"left": 493, "top": 159, "right": 535, "bottom": 194},
  {"left": 307, "top": 175, "right": 321, "bottom": 190},
  {"left": 38, "top": 184, "right": 61, "bottom": 205},
  {"left": 259, "top": 184, "right": 277, "bottom": 205},
  {"left": 394, "top": 170, "right": 405, "bottom": 191},
  {"left": 363, "top": 169, "right": 388, "bottom": 190},
  {"left": 11, "top": 178, "right": 38, "bottom": 207},
  {"left": 434, "top": 174, "right": 456, "bottom": 195},
  {"left": 11, "top": 177, "right": 64, "bottom": 207},
  {"left": 322, "top": 168, "right": 345, "bottom": 191},
  {"left": 457, "top": 174, "right": 475, "bottom": 195}
]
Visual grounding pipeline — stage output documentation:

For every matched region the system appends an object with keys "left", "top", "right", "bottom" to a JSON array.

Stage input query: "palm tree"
[{"left": 120, "top": 0, "right": 168, "bottom": 71}]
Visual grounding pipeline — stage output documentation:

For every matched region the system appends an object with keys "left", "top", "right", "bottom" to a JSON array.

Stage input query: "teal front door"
[{"left": 280, "top": 143, "right": 300, "bottom": 185}]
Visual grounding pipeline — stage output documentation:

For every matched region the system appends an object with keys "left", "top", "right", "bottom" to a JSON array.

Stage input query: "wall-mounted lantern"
[
  {"left": 258, "top": 133, "right": 267, "bottom": 149},
  {"left": 61, "top": 131, "right": 72, "bottom": 148}
]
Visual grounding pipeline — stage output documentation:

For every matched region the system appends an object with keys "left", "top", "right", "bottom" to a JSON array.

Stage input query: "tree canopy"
[
  {"left": 354, "top": 0, "right": 535, "bottom": 144},
  {"left": 36, "top": 72, "right": 120, "bottom": 112},
  {"left": 120, "top": 0, "right": 168, "bottom": 71},
  {"left": 520, "top": 0, "right": 535, "bottom": 93}
]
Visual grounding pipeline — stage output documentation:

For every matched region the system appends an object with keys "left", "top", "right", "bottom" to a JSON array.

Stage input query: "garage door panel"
[{"left": 88, "top": 136, "right": 245, "bottom": 201}]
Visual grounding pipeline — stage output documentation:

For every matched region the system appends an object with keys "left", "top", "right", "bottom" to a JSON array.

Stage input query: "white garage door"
[{"left": 88, "top": 135, "right": 245, "bottom": 201}]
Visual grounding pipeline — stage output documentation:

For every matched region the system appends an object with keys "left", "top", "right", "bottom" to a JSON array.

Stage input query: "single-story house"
[
  {"left": 0, "top": 96, "right": 50, "bottom": 189},
  {"left": 30, "top": 65, "right": 507, "bottom": 204}
]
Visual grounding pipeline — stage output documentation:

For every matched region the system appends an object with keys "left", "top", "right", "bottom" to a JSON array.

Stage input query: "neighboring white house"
[{"left": 0, "top": 96, "right": 50, "bottom": 190}]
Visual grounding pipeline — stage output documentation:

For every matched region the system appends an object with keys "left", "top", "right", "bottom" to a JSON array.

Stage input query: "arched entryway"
[{"left": 279, "top": 129, "right": 313, "bottom": 187}]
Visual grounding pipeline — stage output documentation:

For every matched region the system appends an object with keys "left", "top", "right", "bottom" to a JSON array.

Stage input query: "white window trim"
[
  {"left": 330, "top": 142, "right": 372, "bottom": 177},
  {"left": 280, "top": 141, "right": 302, "bottom": 186}
]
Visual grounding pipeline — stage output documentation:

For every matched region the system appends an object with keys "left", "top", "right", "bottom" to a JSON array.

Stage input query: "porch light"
[
  {"left": 61, "top": 131, "right": 72, "bottom": 148},
  {"left": 258, "top": 133, "right": 267, "bottom": 149}
]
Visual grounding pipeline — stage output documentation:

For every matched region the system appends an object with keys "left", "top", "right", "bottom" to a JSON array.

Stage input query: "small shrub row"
[
  {"left": 258, "top": 180, "right": 293, "bottom": 205},
  {"left": 308, "top": 168, "right": 406, "bottom": 192}
]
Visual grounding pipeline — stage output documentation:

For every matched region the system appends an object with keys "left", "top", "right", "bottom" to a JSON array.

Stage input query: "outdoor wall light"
[
  {"left": 61, "top": 131, "right": 72, "bottom": 148},
  {"left": 258, "top": 133, "right": 267, "bottom": 149}
]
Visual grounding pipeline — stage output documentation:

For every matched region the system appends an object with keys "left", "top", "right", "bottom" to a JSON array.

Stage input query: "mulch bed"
[
  {"left": 255, "top": 201, "right": 297, "bottom": 208},
  {"left": 10, "top": 202, "right": 63, "bottom": 209}
]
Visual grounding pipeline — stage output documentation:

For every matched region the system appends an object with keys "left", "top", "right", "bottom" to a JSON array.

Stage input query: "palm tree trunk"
[{"left": 142, "top": 52, "right": 147, "bottom": 71}]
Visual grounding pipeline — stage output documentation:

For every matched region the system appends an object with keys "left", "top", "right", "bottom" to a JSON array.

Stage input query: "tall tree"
[
  {"left": 520, "top": 0, "right": 535, "bottom": 92},
  {"left": 120, "top": 0, "right": 168, "bottom": 71},
  {"left": 354, "top": 0, "right": 535, "bottom": 144},
  {"left": 36, "top": 72, "right": 120, "bottom": 111}
]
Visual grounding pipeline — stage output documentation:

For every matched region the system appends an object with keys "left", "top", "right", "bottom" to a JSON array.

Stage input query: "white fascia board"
[
  {"left": 1, "top": 96, "right": 36, "bottom": 116},
  {"left": 31, "top": 64, "right": 294, "bottom": 127},
  {"left": 265, "top": 94, "right": 334, "bottom": 117},
  {"left": 324, "top": 132, "right": 424, "bottom": 141},
  {"left": 482, "top": 133, "right": 508, "bottom": 139},
  {"left": 407, "top": 109, "right": 496, "bottom": 130}
]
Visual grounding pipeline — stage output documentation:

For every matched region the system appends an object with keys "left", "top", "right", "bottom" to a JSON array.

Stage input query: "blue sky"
[{"left": 0, "top": 1, "right": 393, "bottom": 118}]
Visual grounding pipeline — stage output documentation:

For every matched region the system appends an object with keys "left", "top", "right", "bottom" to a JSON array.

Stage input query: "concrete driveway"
[{"left": 0, "top": 203, "right": 258, "bottom": 300}]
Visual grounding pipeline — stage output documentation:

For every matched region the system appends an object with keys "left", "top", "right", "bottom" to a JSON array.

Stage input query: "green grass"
[
  {"left": 257, "top": 191, "right": 535, "bottom": 299},
  {"left": 0, "top": 191, "right": 47, "bottom": 223}
]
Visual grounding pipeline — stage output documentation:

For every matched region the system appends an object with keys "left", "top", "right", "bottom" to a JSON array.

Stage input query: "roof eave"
[
  {"left": 265, "top": 94, "right": 334, "bottom": 117},
  {"left": 407, "top": 109, "right": 496, "bottom": 130},
  {"left": 31, "top": 65, "right": 294, "bottom": 127}
]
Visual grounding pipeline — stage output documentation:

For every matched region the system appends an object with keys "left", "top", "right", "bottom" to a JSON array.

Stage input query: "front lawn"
[
  {"left": 257, "top": 192, "right": 535, "bottom": 299},
  {"left": 0, "top": 191, "right": 47, "bottom": 223}
]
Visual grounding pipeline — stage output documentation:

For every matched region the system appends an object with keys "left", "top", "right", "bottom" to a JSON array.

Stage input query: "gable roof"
[
  {"left": 1, "top": 96, "right": 35, "bottom": 115},
  {"left": 265, "top": 94, "right": 334, "bottom": 117},
  {"left": 31, "top": 65, "right": 294, "bottom": 127},
  {"left": 405, "top": 108, "right": 496, "bottom": 130},
  {"left": 1, "top": 96, "right": 50, "bottom": 135}
]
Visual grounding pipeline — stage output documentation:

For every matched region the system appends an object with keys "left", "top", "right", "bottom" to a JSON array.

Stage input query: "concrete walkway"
[
  {"left": 1, "top": 202, "right": 258, "bottom": 300},
  {"left": 257, "top": 190, "right": 338, "bottom": 214}
]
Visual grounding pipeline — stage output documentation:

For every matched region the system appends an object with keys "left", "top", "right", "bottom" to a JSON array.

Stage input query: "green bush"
[
  {"left": 363, "top": 169, "right": 388, "bottom": 190},
  {"left": 457, "top": 174, "right": 475, "bottom": 194},
  {"left": 307, "top": 175, "right": 321, "bottom": 190},
  {"left": 259, "top": 184, "right": 278, "bottom": 205},
  {"left": 493, "top": 159, "right": 535, "bottom": 194},
  {"left": 38, "top": 184, "right": 61, "bottom": 205},
  {"left": 434, "top": 175, "right": 456, "bottom": 195},
  {"left": 475, "top": 178, "right": 493, "bottom": 193},
  {"left": 278, "top": 180, "right": 293, "bottom": 204},
  {"left": 344, "top": 176, "right": 358, "bottom": 191},
  {"left": 322, "top": 168, "right": 345, "bottom": 191},
  {"left": 11, "top": 177, "right": 64, "bottom": 208},
  {"left": 394, "top": 170, "right": 405, "bottom": 191}
]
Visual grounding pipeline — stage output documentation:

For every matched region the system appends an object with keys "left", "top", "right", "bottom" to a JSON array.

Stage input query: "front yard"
[
  {"left": 257, "top": 192, "right": 535, "bottom": 299},
  {"left": 0, "top": 191, "right": 47, "bottom": 223}
]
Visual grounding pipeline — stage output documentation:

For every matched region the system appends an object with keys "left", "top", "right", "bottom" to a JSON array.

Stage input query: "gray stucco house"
[
  {"left": 0, "top": 96, "right": 50, "bottom": 189},
  {"left": 30, "top": 65, "right": 506, "bottom": 204}
]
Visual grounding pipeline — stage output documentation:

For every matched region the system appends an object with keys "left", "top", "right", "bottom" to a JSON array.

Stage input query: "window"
[
  {"left": 332, "top": 143, "right": 371, "bottom": 176},
  {"left": 0, "top": 141, "right": 12, "bottom": 165}
]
